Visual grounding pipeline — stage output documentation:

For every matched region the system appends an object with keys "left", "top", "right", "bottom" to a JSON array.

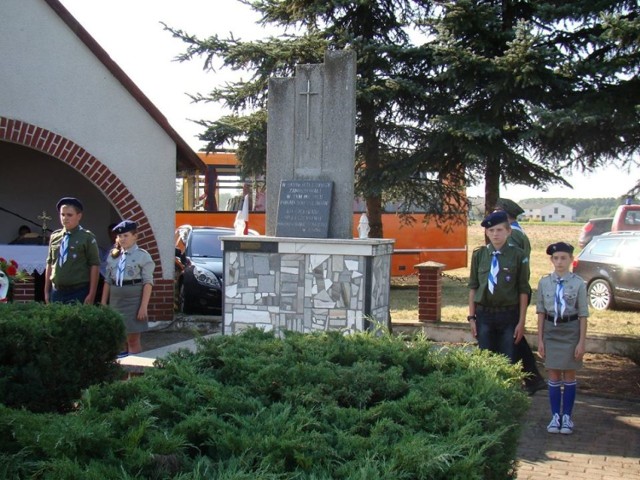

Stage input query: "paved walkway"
[{"left": 517, "top": 391, "right": 640, "bottom": 479}]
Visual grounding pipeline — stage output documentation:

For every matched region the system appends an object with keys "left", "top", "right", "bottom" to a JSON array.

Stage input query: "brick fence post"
[
  {"left": 415, "top": 261, "right": 446, "bottom": 323},
  {"left": 12, "top": 277, "right": 35, "bottom": 303}
]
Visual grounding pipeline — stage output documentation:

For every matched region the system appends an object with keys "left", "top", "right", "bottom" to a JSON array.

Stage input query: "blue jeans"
[
  {"left": 476, "top": 306, "right": 519, "bottom": 363},
  {"left": 50, "top": 285, "right": 89, "bottom": 304}
]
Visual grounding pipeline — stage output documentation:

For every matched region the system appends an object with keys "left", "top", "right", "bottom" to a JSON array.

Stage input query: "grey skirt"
[
  {"left": 543, "top": 319, "right": 583, "bottom": 371},
  {"left": 110, "top": 284, "right": 148, "bottom": 334}
]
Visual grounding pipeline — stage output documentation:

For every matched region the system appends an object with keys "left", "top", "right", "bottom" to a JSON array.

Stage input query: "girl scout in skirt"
[
  {"left": 101, "top": 220, "right": 155, "bottom": 356},
  {"left": 536, "top": 242, "right": 588, "bottom": 435}
]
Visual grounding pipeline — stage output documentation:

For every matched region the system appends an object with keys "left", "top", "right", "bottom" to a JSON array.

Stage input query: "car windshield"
[
  {"left": 589, "top": 238, "right": 619, "bottom": 257},
  {"left": 190, "top": 232, "right": 224, "bottom": 258}
]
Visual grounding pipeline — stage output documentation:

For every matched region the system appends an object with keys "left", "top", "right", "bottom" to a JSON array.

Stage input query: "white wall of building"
[{"left": 523, "top": 203, "right": 576, "bottom": 222}]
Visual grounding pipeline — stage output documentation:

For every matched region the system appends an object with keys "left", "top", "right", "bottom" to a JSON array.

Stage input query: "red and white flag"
[{"left": 236, "top": 194, "right": 250, "bottom": 235}]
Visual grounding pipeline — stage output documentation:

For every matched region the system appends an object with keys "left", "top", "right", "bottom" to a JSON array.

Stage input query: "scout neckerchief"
[
  {"left": 554, "top": 275, "right": 566, "bottom": 325},
  {"left": 58, "top": 231, "right": 71, "bottom": 266},
  {"left": 488, "top": 250, "right": 501, "bottom": 294},
  {"left": 116, "top": 251, "right": 127, "bottom": 286}
]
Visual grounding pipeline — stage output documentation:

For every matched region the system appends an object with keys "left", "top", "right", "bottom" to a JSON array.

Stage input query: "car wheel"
[{"left": 588, "top": 279, "right": 614, "bottom": 310}]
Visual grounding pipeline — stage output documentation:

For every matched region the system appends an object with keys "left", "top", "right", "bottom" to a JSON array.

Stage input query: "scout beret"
[
  {"left": 546, "top": 242, "right": 574, "bottom": 255},
  {"left": 56, "top": 197, "right": 83, "bottom": 212},
  {"left": 495, "top": 198, "right": 524, "bottom": 217},
  {"left": 481, "top": 210, "right": 509, "bottom": 228},
  {"left": 112, "top": 220, "right": 137, "bottom": 234}
]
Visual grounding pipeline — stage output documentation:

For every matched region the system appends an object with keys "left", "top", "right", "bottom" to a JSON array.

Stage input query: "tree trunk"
[
  {"left": 484, "top": 157, "right": 501, "bottom": 216},
  {"left": 360, "top": 102, "right": 384, "bottom": 238}
]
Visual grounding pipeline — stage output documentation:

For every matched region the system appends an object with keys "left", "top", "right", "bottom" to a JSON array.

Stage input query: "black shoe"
[{"left": 526, "top": 378, "right": 547, "bottom": 396}]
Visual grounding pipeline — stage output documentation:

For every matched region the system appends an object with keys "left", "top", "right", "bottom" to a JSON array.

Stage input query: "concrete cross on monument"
[{"left": 299, "top": 79, "right": 318, "bottom": 139}]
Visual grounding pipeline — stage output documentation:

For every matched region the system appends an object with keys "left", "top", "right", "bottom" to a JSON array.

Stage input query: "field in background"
[{"left": 390, "top": 222, "right": 640, "bottom": 337}]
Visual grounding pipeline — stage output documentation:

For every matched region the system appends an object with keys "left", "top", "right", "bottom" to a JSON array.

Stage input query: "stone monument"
[
  {"left": 222, "top": 50, "right": 394, "bottom": 336},
  {"left": 266, "top": 50, "right": 356, "bottom": 239}
]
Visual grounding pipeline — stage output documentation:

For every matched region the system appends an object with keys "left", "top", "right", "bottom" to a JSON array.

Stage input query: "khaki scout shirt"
[
  {"left": 46, "top": 226, "right": 100, "bottom": 288},
  {"left": 536, "top": 272, "right": 589, "bottom": 318},
  {"left": 105, "top": 245, "right": 155, "bottom": 286},
  {"left": 468, "top": 243, "right": 530, "bottom": 307}
]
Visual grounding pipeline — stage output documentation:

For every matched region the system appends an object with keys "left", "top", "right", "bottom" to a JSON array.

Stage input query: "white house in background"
[{"left": 523, "top": 202, "right": 576, "bottom": 222}]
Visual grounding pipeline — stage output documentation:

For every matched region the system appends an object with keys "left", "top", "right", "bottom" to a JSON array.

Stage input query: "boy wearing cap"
[
  {"left": 468, "top": 211, "right": 530, "bottom": 362},
  {"left": 537, "top": 242, "right": 588, "bottom": 435},
  {"left": 45, "top": 197, "right": 100, "bottom": 304},
  {"left": 495, "top": 198, "right": 547, "bottom": 395},
  {"left": 101, "top": 220, "right": 155, "bottom": 355}
]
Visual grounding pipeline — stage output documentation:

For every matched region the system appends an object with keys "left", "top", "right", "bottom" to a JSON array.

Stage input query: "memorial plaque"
[
  {"left": 276, "top": 180, "right": 333, "bottom": 238},
  {"left": 223, "top": 240, "right": 278, "bottom": 253}
]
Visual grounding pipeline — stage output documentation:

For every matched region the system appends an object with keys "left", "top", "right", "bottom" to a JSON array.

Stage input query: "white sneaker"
[
  {"left": 560, "top": 414, "right": 574, "bottom": 434},
  {"left": 547, "top": 413, "right": 561, "bottom": 434}
]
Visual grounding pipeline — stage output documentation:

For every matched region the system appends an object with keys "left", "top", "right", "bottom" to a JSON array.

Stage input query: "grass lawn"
[{"left": 390, "top": 222, "right": 640, "bottom": 337}]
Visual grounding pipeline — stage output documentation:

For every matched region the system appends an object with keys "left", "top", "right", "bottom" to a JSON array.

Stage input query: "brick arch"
[{"left": 1, "top": 117, "right": 174, "bottom": 320}]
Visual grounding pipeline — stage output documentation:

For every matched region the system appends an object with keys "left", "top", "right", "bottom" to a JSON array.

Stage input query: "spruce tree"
[
  {"left": 166, "top": 0, "right": 639, "bottom": 227},
  {"left": 413, "top": 0, "right": 639, "bottom": 213}
]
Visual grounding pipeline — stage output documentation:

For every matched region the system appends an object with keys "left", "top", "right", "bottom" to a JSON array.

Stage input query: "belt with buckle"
[
  {"left": 476, "top": 304, "right": 519, "bottom": 313},
  {"left": 53, "top": 283, "right": 88, "bottom": 292},
  {"left": 546, "top": 314, "right": 578, "bottom": 323},
  {"left": 118, "top": 279, "right": 143, "bottom": 286}
]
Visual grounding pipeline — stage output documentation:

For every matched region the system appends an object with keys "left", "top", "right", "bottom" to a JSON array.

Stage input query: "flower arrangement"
[{"left": 0, "top": 257, "right": 28, "bottom": 302}]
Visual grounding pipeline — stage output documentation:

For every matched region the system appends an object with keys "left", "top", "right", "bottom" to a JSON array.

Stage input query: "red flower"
[
  {"left": 10, "top": 260, "right": 18, "bottom": 268},
  {"left": 6, "top": 265, "right": 17, "bottom": 277}
]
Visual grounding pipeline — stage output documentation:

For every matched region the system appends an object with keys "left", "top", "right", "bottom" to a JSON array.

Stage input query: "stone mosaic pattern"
[{"left": 224, "top": 249, "right": 391, "bottom": 336}]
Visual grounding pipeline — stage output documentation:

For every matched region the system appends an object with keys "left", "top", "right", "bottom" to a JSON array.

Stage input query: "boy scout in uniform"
[
  {"left": 45, "top": 197, "right": 101, "bottom": 304},
  {"left": 495, "top": 198, "right": 547, "bottom": 394},
  {"left": 468, "top": 210, "right": 530, "bottom": 362}
]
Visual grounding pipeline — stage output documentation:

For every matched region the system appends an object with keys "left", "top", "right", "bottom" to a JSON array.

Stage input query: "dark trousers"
[
  {"left": 476, "top": 307, "right": 519, "bottom": 363},
  {"left": 50, "top": 285, "right": 89, "bottom": 304},
  {"left": 515, "top": 337, "right": 543, "bottom": 384}
]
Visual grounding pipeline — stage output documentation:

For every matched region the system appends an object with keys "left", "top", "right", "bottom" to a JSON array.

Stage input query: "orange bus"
[{"left": 176, "top": 153, "right": 467, "bottom": 276}]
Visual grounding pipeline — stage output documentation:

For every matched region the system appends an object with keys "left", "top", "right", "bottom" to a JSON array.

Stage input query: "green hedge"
[
  {"left": 0, "top": 329, "right": 529, "bottom": 479},
  {"left": 0, "top": 303, "right": 125, "bottom": 413}
]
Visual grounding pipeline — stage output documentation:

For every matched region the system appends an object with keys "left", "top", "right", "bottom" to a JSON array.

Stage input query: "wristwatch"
[{"left": 467, "top": 315, "right": 476, "bottom": 321}]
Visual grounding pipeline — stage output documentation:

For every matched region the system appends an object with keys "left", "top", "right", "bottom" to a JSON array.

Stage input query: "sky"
[{"left": 58, "top": 0, "right": 640, "bottom": 201}]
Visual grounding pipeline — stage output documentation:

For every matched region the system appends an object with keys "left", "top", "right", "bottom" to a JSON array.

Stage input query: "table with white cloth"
[{"left": 0, "top": 245, "right": 48, "bottom": 275}]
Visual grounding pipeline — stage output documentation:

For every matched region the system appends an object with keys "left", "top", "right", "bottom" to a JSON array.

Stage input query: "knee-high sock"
[
  {"left": 562, "top": 380, "right": 577, "bottom": 417},
  {"left": 548, "top": 380, "right": 562, "bottom": 416}
]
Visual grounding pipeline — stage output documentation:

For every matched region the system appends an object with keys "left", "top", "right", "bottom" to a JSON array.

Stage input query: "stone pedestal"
[{"left": 222, "top": 236, "right": 394, "bottom": 335}]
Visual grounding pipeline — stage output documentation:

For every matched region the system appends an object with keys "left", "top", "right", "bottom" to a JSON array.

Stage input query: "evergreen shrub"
[
  {"left": 0, "top": 303, "right": 125, "bottom": 413},
  {"left": 1, "top": 329, "right": 529, "bottom": 479}
]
